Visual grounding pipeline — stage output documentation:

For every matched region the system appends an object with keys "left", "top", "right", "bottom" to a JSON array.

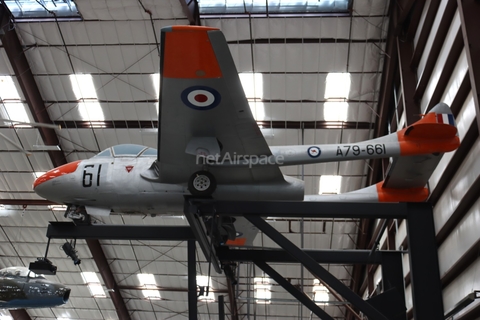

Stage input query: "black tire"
[{"left": 188, "top": 171, "right": 217, "bottom": 196}]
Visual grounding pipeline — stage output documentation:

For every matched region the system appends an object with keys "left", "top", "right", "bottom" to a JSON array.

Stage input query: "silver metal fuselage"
[{"left": 33, "top": 155, "right": 306, "bottom": 215}]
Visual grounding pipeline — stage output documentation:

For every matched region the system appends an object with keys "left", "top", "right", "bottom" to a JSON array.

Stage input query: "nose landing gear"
[
  {"left": 64, "top": 205, "right": 91, "bottom": 225},
  {"left": 188, "top": 171, "right": 217, "bottom": 196}
]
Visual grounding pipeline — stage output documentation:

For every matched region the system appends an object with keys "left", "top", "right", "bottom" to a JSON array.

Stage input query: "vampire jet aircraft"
[
  {"left": 33, "top": 26, "right": 459, "bottom": 245},
  {"left": 0, "top": 267, "right": 70, "bottom": 309}
]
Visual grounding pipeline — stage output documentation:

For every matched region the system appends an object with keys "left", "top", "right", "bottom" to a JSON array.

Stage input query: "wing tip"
[
  {"left": 161, "top": 25, "right": 223, "bottom": 79},
  {"left": 428, "top": 102, "right": 451, "bottom": 115},
  {"left": 161, "top": 25, "right": 219, "bottom": 34}
]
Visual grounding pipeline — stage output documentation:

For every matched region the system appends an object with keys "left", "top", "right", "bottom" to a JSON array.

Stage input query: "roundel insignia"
[
  {"left": 307, "top": 146, "right": 321, "bottom": 158},
  {"left": 181, "top": 86, "right": 221, "bottom": 110}
]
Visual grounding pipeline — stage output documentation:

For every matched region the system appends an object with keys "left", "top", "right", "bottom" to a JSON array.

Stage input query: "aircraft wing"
[
  {"left": 157, "top": 26, "right": 283, "bottom": 185},
  {"left": 382, "top": 154, "right": 443, "bottom": 189}
]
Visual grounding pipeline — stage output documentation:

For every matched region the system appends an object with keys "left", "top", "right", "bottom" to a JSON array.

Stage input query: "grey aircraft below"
[{"left": 0, "top": 267, "right": 70, "bottom": 309}]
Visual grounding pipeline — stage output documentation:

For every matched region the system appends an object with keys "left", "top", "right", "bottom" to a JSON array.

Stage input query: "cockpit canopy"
[
  {"left": 94, "top": 144, "right": 157, "bottom": 158},
  {"left": 0, "top": 267, "right": 45, "bottom": 279}
]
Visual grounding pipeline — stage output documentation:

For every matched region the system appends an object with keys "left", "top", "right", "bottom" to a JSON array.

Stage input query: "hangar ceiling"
[{"left": 0, "top": 0, "right": 392, "bottom": 319}]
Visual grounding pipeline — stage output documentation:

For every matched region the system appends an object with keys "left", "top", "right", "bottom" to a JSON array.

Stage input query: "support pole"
[
  {"left": 9, "top": 310, "right": 31, "bottom": 320},
  {"left": 406, "top": 203, "right": 444, "bottom": 319},
  {"left": 381, "top": 252, "right": 407, "bottom": 320},
  {"left": 188, "top": 240, "right": 197, "bottom": 320},
  {"left": 218, "top": 295, "right": 225, "bottom": 320}
]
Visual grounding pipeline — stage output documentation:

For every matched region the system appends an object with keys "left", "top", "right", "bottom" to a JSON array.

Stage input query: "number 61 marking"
[{"left": 82, "top": 164, "right": 102, "bottom": 187}]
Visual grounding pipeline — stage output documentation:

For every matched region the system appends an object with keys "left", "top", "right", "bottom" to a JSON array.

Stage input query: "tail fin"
[{"left": 397, "top": 103, "right": 459, "bottom": 155}]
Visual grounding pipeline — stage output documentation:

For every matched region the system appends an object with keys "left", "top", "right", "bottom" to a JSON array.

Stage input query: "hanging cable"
[{"left": 137, "top": 0, "right": 161, "bottom": 57}]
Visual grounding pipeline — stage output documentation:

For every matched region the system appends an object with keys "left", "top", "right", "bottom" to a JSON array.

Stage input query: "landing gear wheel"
[{"left": 188, "top": 171, "right": 216, "bottom": 197}]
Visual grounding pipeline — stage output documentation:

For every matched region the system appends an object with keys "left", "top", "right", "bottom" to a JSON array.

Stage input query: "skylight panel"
[
  {"left": 3, "top": 0, "right": 81, "bottom": 21},
  {"left": 199, "top": 0, "right": 350, "bottom": 15},
  {"left": 34, "top": 172, "right": 46, "bottom": 179},
  {"left": 3, "top": 103, "right": 31, "bottom": 124},
  {"left": 0, "top": 76, "right": 21, "bottom": 100},
  {"left": 138, "top": 273, "right": 161, "bottom": 300},
  {"left": 323, "top": 101, "right": 348, "bottom": 121},
  {"left": 70, "top": 74, "right": 97, "bottom": 99},
  {"left": 152, "top": 73, "right": 160, "bottom": 98},
  {"left": 138, "top": 273, "right": 156, "bottom": 285},
  {"left": 69, "top": 74, "right": 105, "bottom": 121},
  {"left": 81, "top": 272, "right": 106, "bottom": 298},
  {"left": 319, "top": 175, "right": 341, "bottom": 194},
  {"left": 197, "top": 275, "right": 215, "bottom": 302},
  {"left": 78, "top": 102, "right": 105, "bottom": 121},
  {"left": 0, "top": 76, "right": 31, "bottom": 124},
  {"left": 313, "top": 279, "right": 330, "bottom": 304},
  {"left": 239, "top": 72, "right": 263, "bottom": 100},
  {"left": 325, "top": 73, "right": 350, "bottom": 99},
  {"left": 254, "top": 277, "right": 271, "bottom": 304},
  {"left": 240, "top": 73, "right": 265, "bottom": 120},
  {"left": 249, "top": 101, "right": 266, "bottom": 121}
]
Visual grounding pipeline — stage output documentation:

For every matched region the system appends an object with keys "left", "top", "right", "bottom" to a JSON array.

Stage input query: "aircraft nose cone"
[{"left": 33, "top": 161, "right": 81, "bottom": 190}]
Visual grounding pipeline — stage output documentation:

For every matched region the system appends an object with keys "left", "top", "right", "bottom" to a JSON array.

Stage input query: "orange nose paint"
[{"left": 33, "top": 161, "right": 81, "bottom": 189}]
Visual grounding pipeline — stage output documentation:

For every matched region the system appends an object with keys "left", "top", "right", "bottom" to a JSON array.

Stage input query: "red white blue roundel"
[
  {"left": 181, "top": 86, "right": 221, "bottom": 110},
  {"left": 307, "top": 146, "right": 321, "bottom": 158}
]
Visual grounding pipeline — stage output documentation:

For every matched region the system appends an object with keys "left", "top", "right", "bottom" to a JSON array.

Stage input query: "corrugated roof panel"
[
  {"left": 0, "top": 152, "right": 30, "bottom": 171},
  {"left": 103, "top": 245, "right": 137, "bottom": 260},
  {"left": 348, "top": 43, "right": 384, "bottom": 73},
  {"left": 351, "top": 16, "right": 389, "bottom": 40},
  {"left": 0, "top": 172, "right": 36, "bottom": 192},
  {"left": 0, "top": 49, "right": 13, "bottom": 74},
  {"left": 40, "top": 75, "right": 76, "bottom": 101},
  {"left": 110, "top": 259, "right": 142, "bottom": 275},
  {"left": 77, "top": 1, "right": 144, "bottom": 21},
  {"left": 28, "top": 308, "right": 56, "bottom": 318},
  {"left": 74, "top": 307, "right": 106, "bottom": 319}
]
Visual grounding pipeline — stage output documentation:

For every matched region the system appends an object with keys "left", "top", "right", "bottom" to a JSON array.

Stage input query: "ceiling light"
[{"left": 33, "top": 145, "right": 61, "bottom": 151}]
